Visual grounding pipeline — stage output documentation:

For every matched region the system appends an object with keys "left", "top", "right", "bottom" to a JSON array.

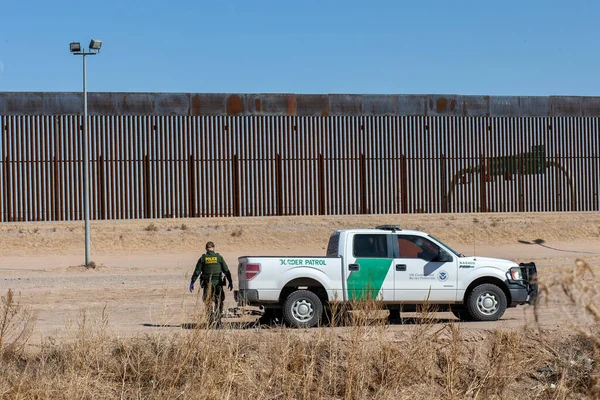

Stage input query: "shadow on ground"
[
  {"left": 143, "top": 315, "right": 464, "bottom": 330},
  {"left": 518, "top": 238, "right": 597, "bottom": 254},
  {"left": 142, "top": 321, "right": 262, "bottom": 330}
]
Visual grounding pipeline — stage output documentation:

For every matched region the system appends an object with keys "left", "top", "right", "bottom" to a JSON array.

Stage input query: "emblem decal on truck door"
[{"left": 437, "top": 271, "right": 449, "bottom": 282}]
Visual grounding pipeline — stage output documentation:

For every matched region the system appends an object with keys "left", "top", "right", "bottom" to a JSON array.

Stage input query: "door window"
[
  {"left": 353, "top": 234, "right": 388, "bottom": 258},
  {"left": 397, "top": 235, "right": 441, "bottom": 261}
]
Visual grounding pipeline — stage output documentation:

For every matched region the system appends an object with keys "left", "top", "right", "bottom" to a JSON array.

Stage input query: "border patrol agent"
[{"left": 189, "top": 241, "right": 233, "bottom": 326}]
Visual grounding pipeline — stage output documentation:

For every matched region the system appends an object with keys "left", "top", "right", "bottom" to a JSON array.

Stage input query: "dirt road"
[{"left": 1, "top": 212, "right": 599, "bottom": 342}]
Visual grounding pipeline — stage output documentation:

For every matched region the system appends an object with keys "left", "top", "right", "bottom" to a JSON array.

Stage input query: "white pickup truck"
[{"left": 234, "top": 225, "right": 537, "bottom": 328}]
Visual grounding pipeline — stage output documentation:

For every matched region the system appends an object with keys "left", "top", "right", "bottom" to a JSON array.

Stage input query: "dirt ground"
[{"left": 1, "top": 212, "right": 599, "bottom": 343}]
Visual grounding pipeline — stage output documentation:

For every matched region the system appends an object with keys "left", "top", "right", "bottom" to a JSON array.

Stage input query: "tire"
[
  {"left": 466, "top": 284, "right": 507, "bottom": 321},
  {"left": 282, "top": 290, "right": 323, "bottom": 328},
  {"left": 450, "top": 307, "right": 475, "bottom": 321}
]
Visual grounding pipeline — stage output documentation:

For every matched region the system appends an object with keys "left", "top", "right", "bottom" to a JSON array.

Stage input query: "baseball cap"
[{"left": 205, "top": 241, "right": 215, "bottom": 248}]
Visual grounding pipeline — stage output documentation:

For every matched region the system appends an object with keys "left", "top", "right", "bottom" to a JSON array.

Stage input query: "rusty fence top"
[{"left": 1, "top": 92, "right": 600, "bottom": 117}]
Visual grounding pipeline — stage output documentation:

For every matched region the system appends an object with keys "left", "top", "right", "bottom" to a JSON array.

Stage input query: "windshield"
[{"left": 427, "top": 235, "right": 463, "bottom": 257}]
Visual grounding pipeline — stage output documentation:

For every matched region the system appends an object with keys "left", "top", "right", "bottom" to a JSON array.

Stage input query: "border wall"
[{"left": 1, "top": 93, "right": 598, "bottom": 221}]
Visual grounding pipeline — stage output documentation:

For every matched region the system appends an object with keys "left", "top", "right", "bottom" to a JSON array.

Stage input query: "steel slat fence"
[{"left": 0, "top": 114, "right": 598, "bottom": 222}]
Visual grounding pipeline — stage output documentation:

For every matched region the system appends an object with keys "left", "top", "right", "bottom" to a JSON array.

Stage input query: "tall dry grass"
[
  {"left": 1, "top": 261, "right": 599, "bottom": 399},
  {"left": 0, "top": 289, "right": 34, "bottom": 360}
]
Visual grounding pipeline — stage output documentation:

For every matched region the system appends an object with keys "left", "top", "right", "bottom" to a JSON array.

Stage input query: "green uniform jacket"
[{"left": 191, "top": 250, "right": 232, "bottom": 287}]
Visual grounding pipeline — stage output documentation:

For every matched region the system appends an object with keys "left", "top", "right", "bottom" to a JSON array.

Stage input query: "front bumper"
[{"left": 507, "top": 262, "right": 538, "bottom": 306}]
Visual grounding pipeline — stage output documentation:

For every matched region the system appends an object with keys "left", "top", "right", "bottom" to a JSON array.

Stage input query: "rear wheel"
[
  {"left": 466, "top": 284, "right": 507, "bottom": 321},
  {"left": 282, "top": 290, "right": 323, "bottom": 328}
]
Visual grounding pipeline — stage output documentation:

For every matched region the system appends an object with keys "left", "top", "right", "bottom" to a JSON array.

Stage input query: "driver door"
[{"left": 393, "top": 234, "right": 457, "bottom": 302}]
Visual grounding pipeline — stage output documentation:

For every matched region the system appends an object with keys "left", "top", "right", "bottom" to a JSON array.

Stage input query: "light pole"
[{"left": 70, "top": 39, "right": 102, "bottom": 266}]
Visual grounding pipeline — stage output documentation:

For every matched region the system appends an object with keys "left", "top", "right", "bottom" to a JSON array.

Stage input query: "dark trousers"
[{"left": 202, "top": 284, "right": 225, "bottom": 325}]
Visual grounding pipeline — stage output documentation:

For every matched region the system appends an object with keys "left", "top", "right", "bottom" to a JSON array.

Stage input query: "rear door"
[
  {"left": 393, "top": 234, "right": 457, "bottom": 302},
  {"left": 345, "top": 233, "right": 394, "bottom": 302}
]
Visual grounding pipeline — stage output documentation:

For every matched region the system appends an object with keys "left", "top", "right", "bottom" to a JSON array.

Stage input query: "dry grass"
[
  {"left": 144, "top": 223, "right": 159, "bottom": 232},
  {"left": 1, "top": 260, "right": 600, "bottom": 399},
  {"left": 0, "top": 289, "right": 34, "bottom": 360}
]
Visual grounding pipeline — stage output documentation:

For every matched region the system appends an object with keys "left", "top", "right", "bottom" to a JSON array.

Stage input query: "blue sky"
[{"left": 0, "top": 0, "right": 598, "bottom": 96}]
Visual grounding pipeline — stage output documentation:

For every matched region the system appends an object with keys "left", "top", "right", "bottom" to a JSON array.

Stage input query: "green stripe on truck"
[{"left": 347, "top": 258, "right": 392, "bottom": 301}]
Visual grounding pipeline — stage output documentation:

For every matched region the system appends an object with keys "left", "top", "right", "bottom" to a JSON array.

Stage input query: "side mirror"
[{"left": 438, "top": 249, "right": 453, "bottom": 263}]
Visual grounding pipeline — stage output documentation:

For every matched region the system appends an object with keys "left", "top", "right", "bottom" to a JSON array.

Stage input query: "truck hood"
[{"left": 458, "top": 256, "right": 518, "bottom": 271}]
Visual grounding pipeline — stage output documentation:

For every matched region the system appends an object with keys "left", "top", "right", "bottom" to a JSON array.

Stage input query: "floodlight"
[
  {"left": 70, "top": 42, "right": 81, "bottom": 53},
  {"left": 89, "top": 39, "right": 102, "bottom": 51}
]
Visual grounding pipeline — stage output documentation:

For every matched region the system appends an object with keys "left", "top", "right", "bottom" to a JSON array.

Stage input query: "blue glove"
[
  {"left": 227, "top": 281, "right": 233, "bottom": 291},
  {"left": 189, "top": 283, "right": 194, "bottom": 293}
]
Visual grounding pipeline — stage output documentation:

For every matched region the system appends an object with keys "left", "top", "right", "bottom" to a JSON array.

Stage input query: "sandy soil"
[{"left": 1, "top": 212, "right": 599, "bottom": 343}]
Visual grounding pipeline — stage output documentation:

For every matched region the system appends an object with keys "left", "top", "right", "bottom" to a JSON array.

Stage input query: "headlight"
[{"left": 509, "top": 267, "right": 523, "bottom": 280}]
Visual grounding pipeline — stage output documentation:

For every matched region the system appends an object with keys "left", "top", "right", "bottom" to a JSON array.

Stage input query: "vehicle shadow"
[
  {"left": 389, "top": 317, "right": 456, "bottom": 325},
  {"left": 141, "top": 323, "right": 182, "bottom": 328},
  {"left": 144, "top": 316, "right": 480, "bottom": 329},
  {"left": 144, "top": 311, "right": 486, "bottom": 330},
  {"left": 142, "top": 320, "right": 265, "bottom": 330}
]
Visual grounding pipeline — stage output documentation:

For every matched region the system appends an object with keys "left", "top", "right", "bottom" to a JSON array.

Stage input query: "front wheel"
[
  {"left": 282, "top": 290, "right": 323, "bottom": 328},
  {"left": 466, "top": 284, "right": 507, "bottom": 321}
]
